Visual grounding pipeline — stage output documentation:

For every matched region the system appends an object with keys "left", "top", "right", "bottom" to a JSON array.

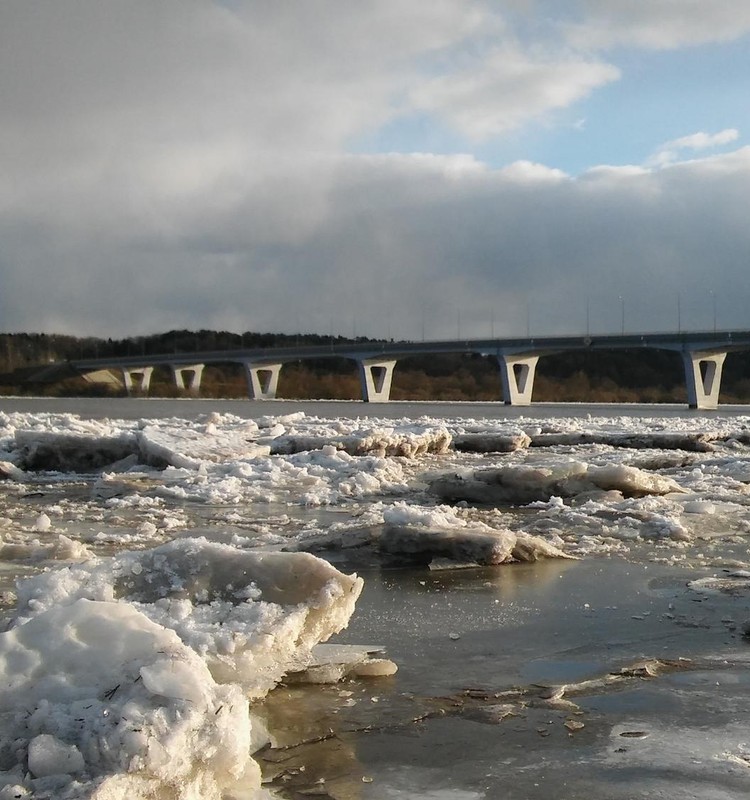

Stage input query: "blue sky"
[
  {"left": 1, "top": 1, "right": 750, "bottom": 340},
  {"left": 356, "top": 34, "right": 750, "bottom": 175}
]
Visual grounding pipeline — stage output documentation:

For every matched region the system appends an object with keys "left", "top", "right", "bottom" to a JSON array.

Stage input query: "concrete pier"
[
  {"left": 172, "top": 364, "right": 204, "bottom": 393},
  {"left": 243, "top": 362, "right": 282, "bottom": 400},
  {"left": 682, "top": 351, "right": 727, "bottom": 410},
  {"left": 121, "top": 366, "right": 153, "bottom": 395},
  {"left": 496, "top": 354, "right": 539, "bottom": 406},
  {"left": 357, "top": 358, "right": 397, "bottom": 402}
]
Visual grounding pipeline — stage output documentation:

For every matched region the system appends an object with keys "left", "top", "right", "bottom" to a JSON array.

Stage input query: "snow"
[{"left": 4, "top": 405, "right": 750, "bottom": 795}]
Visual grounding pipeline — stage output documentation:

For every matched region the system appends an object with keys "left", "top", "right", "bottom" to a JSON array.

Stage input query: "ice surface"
[
  {"left": 4, "top": 406, "right": 750, "bottom": 795},
  {"left": 138, "top": 420, "right": 270, "bottom": 468}
]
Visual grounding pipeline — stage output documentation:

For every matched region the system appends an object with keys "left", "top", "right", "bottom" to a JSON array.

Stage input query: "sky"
[{"left": 1, "top": 0, "right": 750, "bottom": 342}]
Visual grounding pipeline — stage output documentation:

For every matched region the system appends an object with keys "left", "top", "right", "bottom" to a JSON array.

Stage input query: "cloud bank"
[{"left": 0, "top": 1, "right": 748, "bottom": 340}]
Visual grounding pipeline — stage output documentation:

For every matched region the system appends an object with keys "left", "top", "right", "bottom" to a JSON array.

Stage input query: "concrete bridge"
[{"left": 31, "top": 329, "right": 750, "bottom": 409}]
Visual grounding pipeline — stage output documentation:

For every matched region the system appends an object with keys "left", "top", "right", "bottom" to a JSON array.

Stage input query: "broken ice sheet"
[{"left": 0, "top": 539, "right": 365, "bottom": 799}]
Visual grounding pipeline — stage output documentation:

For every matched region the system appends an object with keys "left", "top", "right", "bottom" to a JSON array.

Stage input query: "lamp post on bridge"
[
  {"left": 710, "top": 290, "right": 717, "bottom": 332},
  {"left": 618, "top": 296, "right": 625, "bottom": 335}
]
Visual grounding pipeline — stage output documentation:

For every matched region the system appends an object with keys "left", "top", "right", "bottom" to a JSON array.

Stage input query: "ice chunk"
[
  {"left": 0, "top": 598, "right": 253, "bottom": 798},
  {"left": 27, "top": 735, "right": 85, "bottom": 778},
  {"left": 0, "top": 460, "right": 24, "bottom": 481},
  {"left": 587, "top": 464, "right": 684, "bottom": 497},
  {"left": 380, "top": 525, "right": 517, "bottom": 566},
  {"left": 284, "top": 644, "right": 397, "bottom": 684},
  {"left": 453, "top": 432, "right": 531, "bottom": 453},
  {"left": 272, "top": 425, "right": 452, "bottom": 458},
  {"left": 0, "top": 533, "right": 92, "bottom": 563},
  {"left": 15, "top": 538, "right": 364, "bottom": 695},
  {"left": 429, "top": 461, "right": 684, "bottom": 506},
  {"left": 2, "top": 540, "right": 364, "bottom": 798},
  {"left": 530, "top": 431, "right": 717, "bottom": 451},
  {"left": 14, "top": 429, "right": 138, "bottom": 472},
  {"left": 511, "top": 532, "right": 572, "bottom": 562},
  {"left": 137, "top": 424, "right": 271, "bottom": 468},
  {"left": 33, "top": 513, "right": 51, "bottom": 532},
  {"left": 379, "top": 525, "right": 572, "bottom": 567}
]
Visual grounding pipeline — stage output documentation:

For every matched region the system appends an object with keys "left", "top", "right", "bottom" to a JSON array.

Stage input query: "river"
[{"left": 2, "top": 397, "right": 750, "bottom": 798}]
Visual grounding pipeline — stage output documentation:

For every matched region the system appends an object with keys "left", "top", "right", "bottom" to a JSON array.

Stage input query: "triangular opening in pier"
[
  {"left": 513, "top": 363, "right": 529, "bottom": 393},
  {"left": 371, "top": 366, "right": 388, "bottom": 393},
  {"left": 258, "top": 369, "right": 274, "bottom": 394}
]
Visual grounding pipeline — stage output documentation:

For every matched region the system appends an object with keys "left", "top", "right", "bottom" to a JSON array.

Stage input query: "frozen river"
[{"left": 3, "top": 397, "right": 750, "bottom": 798}]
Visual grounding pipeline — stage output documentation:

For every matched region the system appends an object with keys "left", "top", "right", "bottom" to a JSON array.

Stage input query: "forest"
[{"left": 3, "top": 329, "right": 750, "bottom": 403}]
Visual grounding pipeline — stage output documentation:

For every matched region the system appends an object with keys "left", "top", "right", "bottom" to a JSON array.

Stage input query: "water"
[
  {"left": 4, "top": 395, "right": 750, "bottom": 421},
  {"left": 258, "top": 553, "right": 750, "bottom": 799},
  {"left": 3, "top": 397, "right": 750, "bottom": 798}
]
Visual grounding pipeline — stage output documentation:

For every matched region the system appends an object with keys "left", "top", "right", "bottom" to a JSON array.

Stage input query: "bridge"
[{"left": 22, "top": 329, "right": 750, "bottom": 409}]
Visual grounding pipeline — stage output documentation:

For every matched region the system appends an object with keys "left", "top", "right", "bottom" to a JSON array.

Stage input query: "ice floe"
[
  {"left": 428, "top": 461, "right": 685, "bottom": 506},
  {"left": 0, "top": 539, "right": 363, "bottom": 799}
]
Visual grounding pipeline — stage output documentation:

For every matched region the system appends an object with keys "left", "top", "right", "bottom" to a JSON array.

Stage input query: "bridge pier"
[
  {"left": 121, "top": 366, "right": 153, "bottom": 395},
  {"left": 497, "top": 354, "right": 539, "bottom": 406},
  {"left": 682, "top": 351, "right": 727, "bottom": 410},
  {"left": 172, "top": 364, "right": 204, "bottom": 393},
  {"left": 243, "top": 362, "right": 282, "bottom": 400},
  {"left": 358, "top": 358, "right": 397, "bottom": 402}
]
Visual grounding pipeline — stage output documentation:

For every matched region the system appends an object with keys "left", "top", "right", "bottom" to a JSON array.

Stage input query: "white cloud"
[
  {"left": 499, "top": 161, "right": 569, "bottom": 182},
  {"left": 648, "top": 128, "right": 740, "bottom": 166},
  {"left": 564, "top": 0, "right": 750, "bottom": 50},
  {"left": 410, "top": 47, "right": 620, "bottom": 140},
  {"left": 664, "top": 129, "right": 740, "bottom": 151}
]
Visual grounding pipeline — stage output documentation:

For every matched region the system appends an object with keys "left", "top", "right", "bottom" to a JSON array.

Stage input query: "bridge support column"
[
  {"left": 358, "top": 359, "right": 397, "bottom": 402},
  {"left": 172, "top": 364, "right": 204, "bottom": 393},
  {"left": 121, "top": 367, "right": 153, "bottom": 395},
  {"left": 682, "top": 351, "right": 727, "bottom": 409},
  {"left": 498, "top": 354, "right": 539, "bottom": 406},
  {"left": 243, "top": 362, "right": 282, "bottom": 400}
]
